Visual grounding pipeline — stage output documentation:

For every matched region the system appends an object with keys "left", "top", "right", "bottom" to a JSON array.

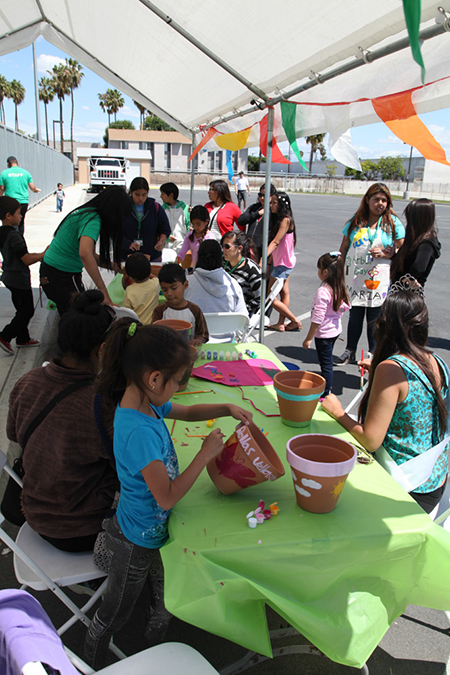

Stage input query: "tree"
[
  {"left": 144, "top": 114, "right": 174, "bottom": 131},
  {"left": 345, "top": 160, "right": 379, "bottom": 180},
  {"left": 325, "top": 163, "right": 337, "bottom": 178},
  {"left": 49, "top": 63, "right": 71, "bottom": 153},
  {"left": 377, "top": 155, "right": 406, "bottom": 180},
  {"left": 305, "top": 134, "right": 326, "bottom": 172},
  {"left": 38, "top": 76, "right": 54, "bottom": 146},
  {"left": 103, "top": 119, "right": 135, "bottom": 147},
  {"left": 0, "top": 75, "right": 10, "bottom": 125},
  {"left": 66, "top": 58, "right": 84, "bottom": 160},
  {"left": 247, "top": 155, "right": 260, "bottom": 172},
  {"left": 133, "top": 100, "right": 147, "bottom": 130},
  {"left": 98, "top": 88, "right": 124, "bottom": 126},
  {"left": 9, "top": 80, "right": 25, "bottom": 132}
]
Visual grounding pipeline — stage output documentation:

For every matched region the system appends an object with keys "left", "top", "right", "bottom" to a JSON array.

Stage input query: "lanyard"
[
  {"left": 367, "top": 217, "right": 382, "bottom": 246},
  {"left": 133, "top": 204, "right": 144, "bottom": 238},
  {"left": 225, "top": 257, "right": 245, "bottom": 274}
]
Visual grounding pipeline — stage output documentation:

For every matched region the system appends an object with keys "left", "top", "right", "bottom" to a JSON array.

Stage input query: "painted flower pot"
[
  {"left": 150, "top": 263, "right": 163, "bottom": 277},
  {"left": 364, "top": 279, "right": 380, "bottom": 290},
  {"left": 153, "top": 318, "right": 192, "bottom": 342},
  {"left": 286, "top": 434, "right": 357, "bottom": 513},
  {"left": 207, "top": 422, "right": 285, "bottom": 495},
  {"left": 273, "top": 371, "right": 325, "bottom": 427}
]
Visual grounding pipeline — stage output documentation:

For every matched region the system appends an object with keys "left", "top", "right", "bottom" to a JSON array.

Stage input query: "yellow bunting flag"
[{"left": 215, "top": 127, "right": 252, "bottom": 151}]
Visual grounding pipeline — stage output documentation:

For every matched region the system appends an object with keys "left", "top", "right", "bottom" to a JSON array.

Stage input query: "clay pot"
[
  {"left": 286, "top": 434, "right": 357, "bottom": 513},
  {"left": 181, "top": 252, "right": 193, "bottom": 269},
  {"left": 364, "top": 279, "right": 380, "bottom": 290},
  {"left": 273, "top": 371, "right": 325, "bottom": 427},
  {"left": 153, "top": 318, "right": 192, "bottom": 342},
  {"left": 177, "top": 345, "right": 199, "bottom": 392},
  {"left": 150, "top": 263, "right": 163, "bottom": 277},
  {"left": 207, "top": 422, "right": 285, "bottom": 495}
]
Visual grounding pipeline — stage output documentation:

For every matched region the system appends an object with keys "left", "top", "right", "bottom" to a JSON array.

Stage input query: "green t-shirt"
[
  {"left": 43, "top": 208, "right": 102, "bottom": 273},
  {"left": 0, "top": 167, "right": 33, "bottom": 203}
]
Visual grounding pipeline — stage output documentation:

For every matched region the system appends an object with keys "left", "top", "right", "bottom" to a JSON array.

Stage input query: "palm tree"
[
  {"left": 0, "top": 75, "right": 11, "bottom": 125},
  {"left": 109, "top": 89, "right": 124, "bottom": 122},
  {"left": 305, "top": 133, "right": 326, "bottom": 172},
  {"left": 9, "top": 80, "right": 25, "bottom": 132},
  {"left": 48, "top": 63, "right": 70, "bottom": 153},
  {"left": 133, "top": 99, "right": 147, "bottom": 130},
  {"left": 65, "top": 58, "right": 84, "bottom": 161},
  {"left": 38, "top": 76, "right": 54, "bottom": 146}
]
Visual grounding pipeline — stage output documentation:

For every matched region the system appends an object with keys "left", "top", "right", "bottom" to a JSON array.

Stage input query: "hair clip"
[
  {"left": 329, "top": 251, "right": 341, "bottom": 258},
  {"left": 127, "top": 322, "right": 137, "bottom": 337},
  {"left": 388, "top": 274, "right": 424, "bottom": 298}
]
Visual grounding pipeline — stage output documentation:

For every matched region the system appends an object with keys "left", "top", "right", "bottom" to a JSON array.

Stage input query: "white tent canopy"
[{"left": 1, "top": 0, "right": 449, "bottom": 139}]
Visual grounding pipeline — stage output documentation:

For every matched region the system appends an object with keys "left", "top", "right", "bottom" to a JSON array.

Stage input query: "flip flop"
[{"left": 285, "top": 322, "right": 302, "bottom": 332}]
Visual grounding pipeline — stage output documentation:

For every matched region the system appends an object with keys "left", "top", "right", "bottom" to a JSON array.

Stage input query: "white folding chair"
[
  {"left": 112, "top": 306, "right": 139, "bottom": 321},
  {"left": 204, "top": 312, "right": 249, "bottom": 344},
  {"left": 240, "top": 277, "right": 284, "bottom": 342},
  {"left": 0, "top": 453, "right": 125, "bottom": 661}
]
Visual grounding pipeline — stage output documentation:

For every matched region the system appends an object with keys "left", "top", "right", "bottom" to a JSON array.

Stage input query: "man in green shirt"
[{"left": 0, "top": 157, "right": 40, "bottom": 236}]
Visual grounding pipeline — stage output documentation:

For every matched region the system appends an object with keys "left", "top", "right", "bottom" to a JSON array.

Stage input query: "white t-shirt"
[{"left": 236, "top": 176, "right": 249, "bottom": 191}]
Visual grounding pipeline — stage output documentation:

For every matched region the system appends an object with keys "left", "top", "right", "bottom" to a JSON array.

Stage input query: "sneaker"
[
  {"left": 0, "top": 336, "right": 13, "bottom": 355},
  {"left": 334, "top": 349, "right": 356, "bottom": 366},
  {"left": 16, "top": 339, "right": 41, "bottom": 348},
  {"left": 366, "top": 351, "right": 373, "bottom": 360},
  {"left": 68, "top": 579, "right": 104, "bottom": 596}
]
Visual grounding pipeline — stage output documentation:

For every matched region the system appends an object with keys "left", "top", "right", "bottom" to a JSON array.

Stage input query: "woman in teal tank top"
[{"left": 322, "top": 276, "right": 449, "bottom": 513}]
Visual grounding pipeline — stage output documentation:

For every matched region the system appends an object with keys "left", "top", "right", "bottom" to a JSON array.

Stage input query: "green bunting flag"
[
  {"left": 402, "top": 0, "right": 426, "bottom": 84},
  {"left": 280, "top": 101, "right": 309, "bottom": 172}
]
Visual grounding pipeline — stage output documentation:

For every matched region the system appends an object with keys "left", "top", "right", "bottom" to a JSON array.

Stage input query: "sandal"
[{"left": 285, "top": 322, "right": 302, "bottom": 332}]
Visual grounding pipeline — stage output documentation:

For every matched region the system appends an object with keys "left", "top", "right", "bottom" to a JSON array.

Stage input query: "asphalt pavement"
[{"left": 0, "top": 184, "right": 449, "bottom": 674}]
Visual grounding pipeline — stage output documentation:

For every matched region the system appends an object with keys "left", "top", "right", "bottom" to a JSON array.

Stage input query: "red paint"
[{"left": 215, "top": 440, "right": 257, "bottom": 489}]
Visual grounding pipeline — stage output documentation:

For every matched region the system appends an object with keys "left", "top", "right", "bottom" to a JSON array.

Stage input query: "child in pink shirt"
[
  {"left": 303, "top": 252, "right": 351, "bottom": 396},
  {"left": 177, "top": 205, "right": 216, "bottom": 269}
]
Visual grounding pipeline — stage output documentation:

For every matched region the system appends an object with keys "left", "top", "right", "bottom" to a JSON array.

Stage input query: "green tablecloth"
[{"left": 161, "top": 343, "right": 450, "bottom": 668}]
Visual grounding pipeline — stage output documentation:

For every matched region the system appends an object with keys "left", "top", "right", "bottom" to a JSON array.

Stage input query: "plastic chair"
[
  {"left": 161, "top": 248, "right": 177, "bottom": 263},
  {"left": 203, "top": 312, "right": 249, "bottom": 343},
  {"left": 240, "top": 277, "right": 284, "bottom": 342},
  {"left": 0, "top": 454, "right": 125, "bottom": 662},
  {"left": 112, "top": 306, "right": 139, "bottom": 321}
]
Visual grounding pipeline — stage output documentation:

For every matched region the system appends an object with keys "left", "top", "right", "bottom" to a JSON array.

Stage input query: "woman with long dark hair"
[
  {"left": 266, "top": 191, "right": 302, "bottom": 332},
  {"left": 335, "top": 182, "right": 405, "bottom": 364},
  {"left": 40, "top": 187, "right": 132, "bottom": 314},
  {"left": 390, "top": 198, "right": 441, "bottom": 287},
  {"left": 205, "top": 179, "right": 242, "bottom": 240},
  {"left": 122, "top": 176, "right": 171, "bottom": 261},
  {"left": 322, "top": 278, "right": 449, "bottom": 514}
]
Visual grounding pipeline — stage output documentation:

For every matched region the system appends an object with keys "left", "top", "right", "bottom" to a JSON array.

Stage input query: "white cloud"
[
  {"left": 37, "top": 54, "right": 65, "bottom": 74},
  {"left": 377, "top": 135, "right": 403, "bottom": 145},
  {"left": 82, "top": 105, "right": 90, "bottom": 111},
  {"left": 122, "top": 105, "right": 140, "bottom": 119}
]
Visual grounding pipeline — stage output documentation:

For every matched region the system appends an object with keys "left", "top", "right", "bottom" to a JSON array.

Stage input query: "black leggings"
[
  {"left": 40, "top": 532, "right": 98, "bottom": 553},
  {"left": 410, "top": 478, "right": 447, "bottom": 514},
  {"left": 40, "top": 261, "right": 85, "bottom": 315}
]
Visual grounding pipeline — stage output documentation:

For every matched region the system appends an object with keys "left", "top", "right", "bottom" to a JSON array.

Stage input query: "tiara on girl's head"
[
  {"left": 329, "top": 251, "right": 341, "bottom": 258},
  {"left": 388, "top": 274, "right": 424, "bottom": 298}
]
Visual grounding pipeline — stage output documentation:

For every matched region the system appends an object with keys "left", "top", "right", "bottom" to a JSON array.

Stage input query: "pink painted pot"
[
  {"left": 207, "top": 422, "right": 285, "bottom": 495},
  {"left": 286, "top": 434, "right": 357, "bottom": 513}
]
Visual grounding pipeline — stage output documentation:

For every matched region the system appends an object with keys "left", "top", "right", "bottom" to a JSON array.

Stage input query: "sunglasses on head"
[{"left": 222, "top": 242, "right": 234, "bottom": 250}]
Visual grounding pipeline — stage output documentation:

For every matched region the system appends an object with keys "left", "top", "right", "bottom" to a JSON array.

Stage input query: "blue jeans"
[
  {"left": 84, "top": 515, "right": 169, "bottom": 669},
  {"left": 346, "top": 305, "right": 380, "bottom": 353},
  {"left": 56, "top": 198, "right": 63, "bottom": 212},
  {"left": 315, "top": 335, "right": 338, "bottom": 396}
]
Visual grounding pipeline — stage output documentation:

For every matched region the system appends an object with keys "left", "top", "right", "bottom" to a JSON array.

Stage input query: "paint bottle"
[
  {"left": 238, "top": 352, "right": 243, "bottom": 360},
  {"left": 219, "top": 350, "right": 224, "bottom": 360},
  {"left": 206, "top": 350, "right": 212, "bottom": 360},
  {"left": 231, "top": 352, "right": 237, "bottom": 360},
  {"left": 200, "top": 349, "right": 206, "bottom": 360},
  {"left": 225, "top": 351, "right": 231, "bottom": 360},
  {"left": 213, "top": 350, "right": 218, "bottom": 360}
]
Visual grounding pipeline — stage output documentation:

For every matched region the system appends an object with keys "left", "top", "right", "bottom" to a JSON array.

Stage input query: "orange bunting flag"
[
  {"left": 259, "top": 111, "right": 291, "bottom": 164},
  {"left": 188, "top": 127, "right": 218, "bottom": 162},
  {"left": 372, "top": 91, "right": 450, "bottom": 166}
]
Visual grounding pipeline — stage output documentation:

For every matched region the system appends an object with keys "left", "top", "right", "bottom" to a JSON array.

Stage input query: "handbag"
[{"left": 1, "top": 379, "right": 92, "bottom": 527}]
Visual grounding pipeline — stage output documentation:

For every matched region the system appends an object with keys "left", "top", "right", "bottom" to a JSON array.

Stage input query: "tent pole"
[
  {"left": 32, "top": 41, "right": 41, "bottom": 142},
  {"left": 258, "top": 107, "right": 274, "bottom": 344},
  {"left": 189, "top": 133, "right": 195, "bottom": 206}
]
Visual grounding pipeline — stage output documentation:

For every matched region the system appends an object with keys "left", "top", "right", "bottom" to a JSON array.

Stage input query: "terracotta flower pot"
[
  {"left": 153, "top": 318, "right": 192, "bottom": 342},
  {"left": 151, "top": 263, "right": 163, "bottom": 277},
  {"left": 207, "top": 422, "right": 285, "bottom": 495},
  {"left": 177, "top": 345, "right": 199, "bottom": 392},
  {"left": 286, "top": 434, "right": 357, "bottom": 513},
  {"left": 273, "top": 371, "right": 325, "bottom": 427},
  {"left": 364, "top": 279, "right": 380, "bottom": 290}
]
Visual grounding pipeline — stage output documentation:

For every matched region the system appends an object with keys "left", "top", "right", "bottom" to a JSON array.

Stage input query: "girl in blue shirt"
[{"left": 85, "top": 321, "right": 252, "bottom": 668}]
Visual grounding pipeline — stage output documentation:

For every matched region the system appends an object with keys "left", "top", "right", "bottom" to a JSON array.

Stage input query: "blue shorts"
[{"left": 271, "top": 265, "right": 293, "bottom": 280}]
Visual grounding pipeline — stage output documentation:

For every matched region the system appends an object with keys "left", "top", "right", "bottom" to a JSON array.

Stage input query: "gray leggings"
[{"left": 84, "top": 515, "right": 170, "bottom": 669}]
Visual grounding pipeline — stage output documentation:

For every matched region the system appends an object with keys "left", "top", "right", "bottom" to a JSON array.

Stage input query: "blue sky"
[{"left": 1, "top": 37, "right": 450, "bottom": 163}]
